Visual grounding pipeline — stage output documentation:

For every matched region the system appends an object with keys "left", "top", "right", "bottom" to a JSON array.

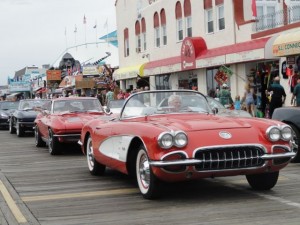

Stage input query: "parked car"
[
  {"left": 206, "top": 96, "right": 252, "bottom": 117},
  {"left": 9, "top": 99, "right": 50, "bottom": 137},
  {"left": 272, "top": 106, "right": 300, "bottom": 163},
  {"left": 34, "top": 97, "right": 105, "bottom": 155},
  {"left": 104, "top": 99, "right": 125, "bottom": 114},
  {"left": 0, "top": 101, "right": 19, "bottom": 129},
  {"left": 79, "top": 90, "right": 295, "bottom": 199}
]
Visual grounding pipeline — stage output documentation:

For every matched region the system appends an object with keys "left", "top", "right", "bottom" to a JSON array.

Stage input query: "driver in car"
[{"left": 168, "top": 95, "right": 182, "bottom": 112}]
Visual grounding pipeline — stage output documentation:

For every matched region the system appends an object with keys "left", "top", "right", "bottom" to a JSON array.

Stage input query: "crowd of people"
[{"left": 209, "top": 75, "right": 300, "bottom": 118}]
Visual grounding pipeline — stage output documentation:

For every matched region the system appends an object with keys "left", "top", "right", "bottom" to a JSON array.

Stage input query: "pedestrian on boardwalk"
[
  {"left": 242, "top": 84, "right": 255, "bottom": 117},
  {"left": 267, "top": 76, "right": 286, "bottom": 118},
  {"left": 217, "top": 83, "right": 233, "bottom": 108},
  {"left": 291, "top": 76, "right": 300, "bottom": 106},
  {"left": 234, "top": 95, "right": 241, "bottom": 110}
]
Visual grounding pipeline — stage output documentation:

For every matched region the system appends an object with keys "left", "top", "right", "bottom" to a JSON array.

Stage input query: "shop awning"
[
  {"left": 113, "top": 64, "right": 145, "bottom": 80},
  {"left": 144, "top": 37, "right": 274, "bottom": 76},
  {"left": 272, "top": 30, "right": 300, "bottom": 57},
  {"left": 197, "top": 37, "right": 273, "bottom": 67}
]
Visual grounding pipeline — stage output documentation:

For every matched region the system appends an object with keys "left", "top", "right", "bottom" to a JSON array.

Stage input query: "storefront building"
[{"left": 114, "top": 0, "right": 300, "bottom": 106}]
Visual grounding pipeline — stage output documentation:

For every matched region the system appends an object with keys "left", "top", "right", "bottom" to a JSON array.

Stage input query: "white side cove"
[{"left": 99, "top": 135, "right": 134, "bottom": 162}]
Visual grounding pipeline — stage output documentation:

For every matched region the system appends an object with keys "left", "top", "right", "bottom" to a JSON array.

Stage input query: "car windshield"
[
  {"left": 53, "top": 99, "right": 103, "bottom": 113},
  {"left": 206, "top": 96, "right": 225, "bottom": 109},
  {"left": 19, "top": 100, "right": 50, "bottom": 110},
  {"left": 108, "top": 99, "right": 125, "bottom": 108},
  {"left": 0, "top": 101, "right": 19, "bottom": 110},
  {"left": 121, "top": 90, "right": 211, "bottom": 118}
]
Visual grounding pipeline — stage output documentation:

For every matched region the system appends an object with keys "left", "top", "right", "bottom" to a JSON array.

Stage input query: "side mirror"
[{"left": 212, "top": 107, "right": 218, "bottom": 114}]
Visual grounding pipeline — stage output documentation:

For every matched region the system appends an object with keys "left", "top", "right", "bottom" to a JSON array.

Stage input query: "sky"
[{"left": 0, "top": 0, "right": 118, "bottom": 85}]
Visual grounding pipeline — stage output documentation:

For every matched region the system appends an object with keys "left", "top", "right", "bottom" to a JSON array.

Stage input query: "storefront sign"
[
  {"left": 76, "top": 78, "right": 95, "bottom": 88},
  {"left": 196, "top": 55, "right": 226, "bottom": 68},
  {"left": 287, "top": 56, "right": 295, "bottom": 65},
  {"left": 9, "top": 82, "right": 31, "bottom": 92},
  {"left": 181, "top": 38, "right": 196, "bottom": 71},
  {"left": 82, "top": 66, "right": 100, "bottom": 77},
  {"left": 46, "top": 70, "right": 61, "bottom": 80},
  {"left": 226, "top": 49, "right": 264, "bottom": 63},
  {"left": 273, "top": 41, "right": 300, "bottom": 56}
]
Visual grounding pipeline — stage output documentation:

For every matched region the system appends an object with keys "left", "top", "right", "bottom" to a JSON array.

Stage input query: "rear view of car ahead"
[
  {"left": 0, "top": 101, "right": 19, "bottom": 129},
  {"left": 9, "top": 99, "right": 50, "bottom": 137},
  {"left": 272, "top": 106, "right": 300, "bottom": 163},
  {"left": 34, "top": 97, "right": 105, "bottom": 155},
  {"left": 79, "top": 90, "right": 295, "bottom": 199}
]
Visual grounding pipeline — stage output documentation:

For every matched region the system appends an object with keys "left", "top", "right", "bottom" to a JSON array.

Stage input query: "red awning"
[
  {"left": 143, "top": 37, "right": 271, "bottom": 75},
  {"left": 197, "top": 37, "right": 270, "bottom": 59},
  {"left": 36, "top": 87, "right": 47, "bottom": 94}
]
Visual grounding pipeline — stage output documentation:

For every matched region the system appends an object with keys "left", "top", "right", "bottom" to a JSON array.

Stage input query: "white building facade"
[{"left": 114, "top": 0, "right": 300, "bottom": 110}]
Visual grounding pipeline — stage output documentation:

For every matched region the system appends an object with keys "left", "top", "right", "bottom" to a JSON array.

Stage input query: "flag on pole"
[
  {"left": 252, "top": 0, "right": 257, "bottom": 17},
  {"left": 83, "top": 15, "right": 86, "bottom": 24},
  {"left": 64, "top": 27, "right": 66, "bottom": 36},
  {"left": 74, "top": 25, "right": 77, "bottom": 33}
]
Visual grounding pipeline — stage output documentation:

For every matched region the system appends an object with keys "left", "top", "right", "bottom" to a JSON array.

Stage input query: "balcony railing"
[{"left": 253, "top": 5, "right": 300, "bottom": 32}]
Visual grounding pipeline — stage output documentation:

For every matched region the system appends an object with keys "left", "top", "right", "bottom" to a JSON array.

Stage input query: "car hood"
[
  {"left": 56, "top": 113, "right": 102, "bottom": 127},
  {"left": 144, "top": 114, "right": 252, "bottom": 131},
  {"left": 17, "top": 110, "right": 38, "bottom": 118},
  {"left": 0, "top": 109, "right": 16, "bottom": 115}
]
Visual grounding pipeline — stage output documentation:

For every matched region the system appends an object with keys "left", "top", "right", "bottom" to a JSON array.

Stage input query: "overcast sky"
[{"left": 0, "top": 0, "right": 118, "bottom": 85}]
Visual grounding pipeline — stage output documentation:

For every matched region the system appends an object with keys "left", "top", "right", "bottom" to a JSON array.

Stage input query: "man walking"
[
  {"left": 217, "top": 83, "right": 233, "bottom": 108},
  {"left": 267, "top": 76, "right": 286, "bottom": 118},
  {"left": 291, "top": 76, "right": 300, "bottom": 106}
]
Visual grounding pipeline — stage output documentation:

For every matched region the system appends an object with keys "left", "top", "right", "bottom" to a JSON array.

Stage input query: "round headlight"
[
  {"left": 158, "top": 132, "right": 173, "bottom": 149},
  {"left": 174, "top": 131, "right": 188, "bottom": 148},
  {"left": 267, "top": 126, "right": 281, "bottom": 142},
  {"left": 281, "top": 125, "right": 292, "bottom": 141}
]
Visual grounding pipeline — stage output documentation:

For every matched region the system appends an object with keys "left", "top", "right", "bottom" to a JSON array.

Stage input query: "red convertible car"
[
  {"left": 34, "top": 97, "right": 105, "bottom": 155},
  {"left": 79, "top": 90, "right": 295, "bottom": 199}
]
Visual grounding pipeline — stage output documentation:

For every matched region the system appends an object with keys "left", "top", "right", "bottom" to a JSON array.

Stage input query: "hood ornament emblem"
[{"left": 219, "top": 131, "right": 232, "bottom": 139}]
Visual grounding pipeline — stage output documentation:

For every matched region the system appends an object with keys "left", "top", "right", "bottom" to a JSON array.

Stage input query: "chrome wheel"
[
  {"left": 137, "top": 150, "right": 150, "bottom": 191},
  {"left": 86, "top": 135, "right": 105, "bottom": 175},
  {"left": 87, "top": 137, "right": 95, "bottom": 171},
  {"left": 136, "top": 145, "right": 161, "bottom": 199},
  {"left": 48, "top": 129, "right": 60, "bottom": 155},
  {"left": 16, "top": 123, "right": 24, "bottom": 137},
  {"left": 35, "top": 125, "right": 45, "bottom": 147},
  {"left": 9, "top": 118, "right": 15, "bottom": 134}
]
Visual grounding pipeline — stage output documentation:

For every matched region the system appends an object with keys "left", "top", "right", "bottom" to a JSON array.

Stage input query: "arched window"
[
  {"left": 141, "top": 18, "right": 147, "bottom": 51},
  {"left": 204, "top": 0, "right": 213, "bottom": 33},
  {"left": 124, "top": 28, "right": 129, "bottom": 57},
  {"left": 135, "top": 21, "right": 141, "bottom": 53},
  {"left": 184, "top": 0, "right": 192, "bottom": 37},
  {"left": 175, "top": 1, "right": 183, "bottom": 41},
  {"left": 160, "top": 9, "right": 167, "bottom": 45},
  {"left": 154, "top": 12, "right": 160, "bottom": 47}
]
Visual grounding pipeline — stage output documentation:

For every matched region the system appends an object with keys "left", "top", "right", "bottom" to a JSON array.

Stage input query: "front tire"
[
  {"left": 290, "top": 124, "right": 300, "bottom": 163},
  {"left": 246, "top": 171, "right": 279, "bottom": 190},
  {"left": 48, "top": 129, "right": 61, "bottom": 155},
  {"left": 9, "top": 118, "right": 16, "bottom": 134},
  {"left": 86, "top": 135, "right": 105, "bottom": 175},
  {"left": 35, "top": 125, "right": 46, "bottom": 147},
  {"left": 136, "top": 145, "right": 161, "bottom": 199},
  {"left": 16, "top": 123, "right": 24, "bottom": 137}
]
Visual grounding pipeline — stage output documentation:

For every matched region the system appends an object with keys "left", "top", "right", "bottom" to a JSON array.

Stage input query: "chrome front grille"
[{"left": 194, "top": 145, "right": 265, "bottom": 171}]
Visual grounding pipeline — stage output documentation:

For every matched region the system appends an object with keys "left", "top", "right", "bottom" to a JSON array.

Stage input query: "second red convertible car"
[
  {"left": 34, "top": 97, "right": 105, "bottom": 155},
  {"left": 79, "top": 90, "right": 295, "bottom": 199}
]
